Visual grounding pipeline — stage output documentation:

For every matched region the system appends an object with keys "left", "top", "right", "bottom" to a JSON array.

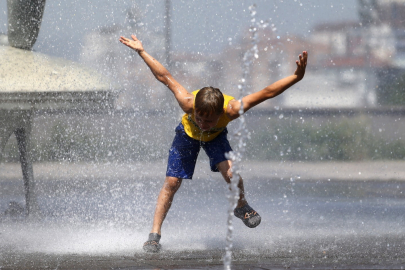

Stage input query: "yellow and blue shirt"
[{"left": 181, "top": 90, "right": 235, "bottom": 142}]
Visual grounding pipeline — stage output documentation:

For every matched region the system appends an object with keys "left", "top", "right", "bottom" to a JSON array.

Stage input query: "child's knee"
[
  {"left": 217, "top": 160, "right": 233, "bottom": 180},
  {"left": 164, "top": 177, "right": 182, "bottom": 192}
]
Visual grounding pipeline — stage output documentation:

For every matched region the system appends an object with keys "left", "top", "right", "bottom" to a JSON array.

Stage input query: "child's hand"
[
  {"left": 119, "top": 35, "right": 144, "bottom": 52},
  {"left": 294, "top": 51, "right": 308, "bottom": 80}
]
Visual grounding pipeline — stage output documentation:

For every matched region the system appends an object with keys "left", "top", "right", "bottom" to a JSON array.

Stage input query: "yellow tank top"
[{"left": 181, "top": 90, "right": 235, "bottom": 142}]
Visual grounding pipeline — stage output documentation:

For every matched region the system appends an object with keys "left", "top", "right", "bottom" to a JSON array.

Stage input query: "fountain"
[
  {"left": 223, "top": 5, "right": 269, "bottom": 269},
  {"left": 0, "top": 0, "right": 116, "bottom": 218},
  {"left": 1, "top": 2, "right": 405, "bottom": 269}
]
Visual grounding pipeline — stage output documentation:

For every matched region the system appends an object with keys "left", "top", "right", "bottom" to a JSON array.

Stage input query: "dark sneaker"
[
  {"left": 234, "top": 204, "right": 261, "bottom": 228},
  {"left": 143, "top": 233, "right": 161, "bottom": 253}
]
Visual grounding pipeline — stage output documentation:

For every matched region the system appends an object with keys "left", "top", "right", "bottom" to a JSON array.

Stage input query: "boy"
[{"left": 119, "top": 34, "right": 308, "bottom": 253}]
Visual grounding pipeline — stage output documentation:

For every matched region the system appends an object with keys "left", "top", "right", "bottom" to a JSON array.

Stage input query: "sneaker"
[
  {"left": 234, "top": 204, "right": 261, "bottom": 228},
  {"left": 143, "top": 233, "right": 161, "bottom": 253}
]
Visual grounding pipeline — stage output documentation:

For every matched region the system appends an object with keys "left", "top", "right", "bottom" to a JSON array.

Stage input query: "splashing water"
[{"left": 223, "top": 4, "right": 269, "bottom": 269}]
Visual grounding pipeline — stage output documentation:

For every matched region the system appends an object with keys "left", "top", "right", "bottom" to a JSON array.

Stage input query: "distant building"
[
  {"left": 377, "top": 0, "right": 405, "bottom": 68},
  {"left": 80, "top": 1, "right": 405, "bottom": 110},
  {"left": 357, "top": 0, "right": 405, "bottom": 105},
  {"left": 218, "top": 28, "right": 309, "bottom": 109},
  {"left": 296, "top": 21, "right": 381, "bottom": 108},
  {"left": 359, "top": 0, "right": 405, "bottom": 68},
  {"left": 219, "top": 25, "right": 377, "bottom": 109},
  {"left": 80, "top": 6, "right": 166, "bottom": 110},
  {"left": 170, "top": 52, "right": 224, "bottom": 92},
  {"left": 229, "top": 0, "right": 405, "bottom": 109},
  {"left": 80, "top": 6, "right": 226, "bottom": 111}
]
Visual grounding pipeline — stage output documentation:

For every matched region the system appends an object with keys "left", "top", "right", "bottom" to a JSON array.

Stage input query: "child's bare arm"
[
  {"left": 227, "top": 51, "right": 308, "bottom": 120},
  {"left": 119, "top": 35, "right": 194, "bottom": 113}
]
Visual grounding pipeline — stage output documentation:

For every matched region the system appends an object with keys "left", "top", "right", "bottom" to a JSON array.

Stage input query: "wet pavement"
[
  {"left": 2, "top": 249, "right": 405, "bottom": 269},
  {"left": 1, "top": 161, "right": 405, "bottom": 269}
]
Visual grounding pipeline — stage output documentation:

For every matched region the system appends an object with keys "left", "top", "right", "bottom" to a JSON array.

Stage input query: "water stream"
[{"left": 223, "top": 5, "right": 269, "bottom": 269}]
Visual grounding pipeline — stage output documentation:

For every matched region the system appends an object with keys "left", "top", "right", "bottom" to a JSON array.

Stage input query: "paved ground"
[
  {"left": 1, "top": 160, "right": 405, "bottom": 269},
  {"left": 2, "top": 250, "right": 405, "bottom": 269}
]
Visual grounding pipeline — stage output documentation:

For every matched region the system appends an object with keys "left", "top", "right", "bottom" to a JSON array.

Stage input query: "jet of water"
[{"left": 223, "top": 4, "right": 270, "bottom": 270}]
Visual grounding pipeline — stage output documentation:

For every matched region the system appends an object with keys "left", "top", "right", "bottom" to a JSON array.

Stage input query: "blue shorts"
[{"left": 166, "top": 123, "right": 232, "bottom": 179}]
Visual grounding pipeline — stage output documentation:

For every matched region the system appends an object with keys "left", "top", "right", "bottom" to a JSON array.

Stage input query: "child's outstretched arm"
[
  {"left": 119, "top": 35, "right": 194, "bottom": 113},
  {"left": 227, "top": 51, "right": 308, "bottom": 120}
]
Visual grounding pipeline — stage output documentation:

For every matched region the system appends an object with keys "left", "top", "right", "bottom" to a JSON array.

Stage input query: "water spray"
[{"left": 223, "top": 4, "right": 269, "bottom": 269}]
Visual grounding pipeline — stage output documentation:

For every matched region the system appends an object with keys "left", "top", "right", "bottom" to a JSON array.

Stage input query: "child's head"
[
  {"left": 194, "top": 86, "right": 224, "bottom": 131},
  {"left": 195, "top": 86, "right": 224, "bottom": 116}
]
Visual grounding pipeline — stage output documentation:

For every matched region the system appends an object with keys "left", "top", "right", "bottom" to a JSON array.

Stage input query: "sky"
[{"left": 0, "top": 0, "right": 359, "bottom": 61}]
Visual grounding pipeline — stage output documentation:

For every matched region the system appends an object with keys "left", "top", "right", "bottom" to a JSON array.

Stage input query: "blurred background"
[
  {"left": 1, "top": 1, "right": 405, "bottom": 263},
  {"left": 1, "top": 0, "right": 404, "bottom": 163}
]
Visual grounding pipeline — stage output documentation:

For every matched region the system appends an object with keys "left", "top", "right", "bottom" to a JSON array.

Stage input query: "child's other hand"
[
  {"left": 294, "top": 51, "right": 308, "bottom": 80},
  {"left": 119, "top": 35, "right": 144, "bottom": 52}
]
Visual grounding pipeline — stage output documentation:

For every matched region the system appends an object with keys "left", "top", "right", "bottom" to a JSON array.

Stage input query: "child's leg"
[
  {"left": 144, "top": 123, "right": 200, "bottom": 252},
  {"left": 151, "top": 176, "right": 183, "bottom": 235},
  {"left": 143, "top": 176, "right": 182, "bottom": 252},
  {"left": 216, "top": 159, "right": 247, "bottom": 208},
  {"left": 217, "top": 159, "right": 261, "bottom": 228}
]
